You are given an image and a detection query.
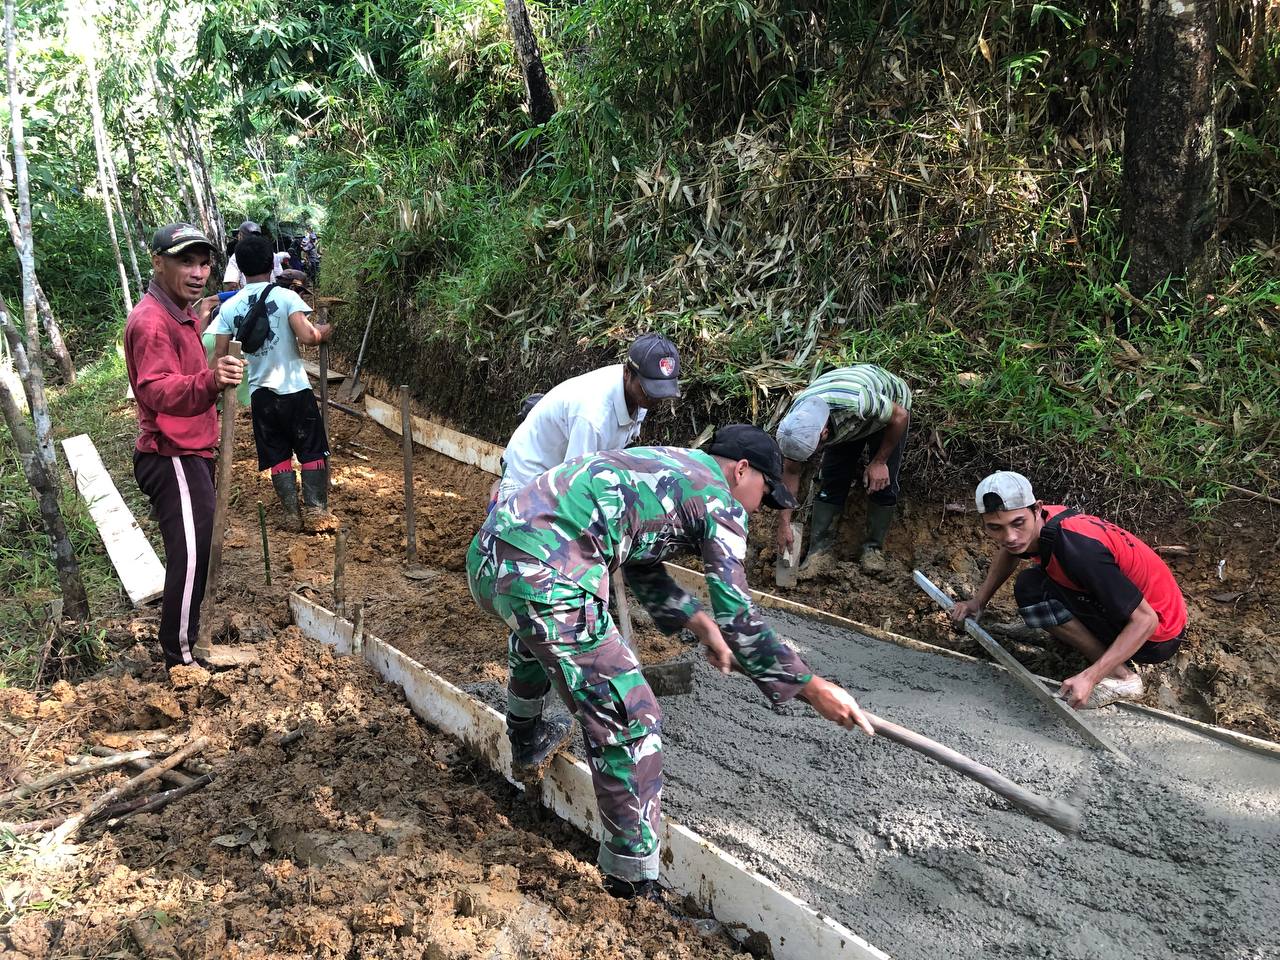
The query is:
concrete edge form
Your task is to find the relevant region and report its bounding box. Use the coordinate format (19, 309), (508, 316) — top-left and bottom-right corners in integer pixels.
(357, 393), (1280, 763)
(364, 393), (505, 476)
(288, 591), (889, 960)
(61, 433), (165, 607)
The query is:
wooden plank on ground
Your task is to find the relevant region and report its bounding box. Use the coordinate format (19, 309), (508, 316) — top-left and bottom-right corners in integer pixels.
(302, 360), (345, 382)
(289, 592), (887, 960)
(913, 570), (1129, 761)
(61, 434), (165, 607)
(364, 393), (505, 476)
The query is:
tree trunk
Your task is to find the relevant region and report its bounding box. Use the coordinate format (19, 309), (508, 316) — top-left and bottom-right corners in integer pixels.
(5, 0), (39, 347)
(1, 155), (74, 383)
(503, 0), (556, 126)
(1121, 0), (1218, 299)
(83, 51), (134, 311)
(0, 293), (54, 469)
(184, 118), (224, 254)
(163, 131), (199, 225)
(100, 121), (144, 294)
(0, 308), (89, 623)
(121, 129), (154, 241)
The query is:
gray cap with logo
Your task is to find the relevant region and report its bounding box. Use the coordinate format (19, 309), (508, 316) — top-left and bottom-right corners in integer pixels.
(975, 471), (1037, 513)
(776, 396), (831, 461)
(627, 333), (681, 399)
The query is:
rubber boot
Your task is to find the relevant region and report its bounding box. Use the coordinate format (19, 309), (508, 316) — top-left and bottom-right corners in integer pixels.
(300, 465), (338, 533)
(860, 502), (896, 573)
(797, 500), (842, 581)
(604, 876), (663, 902)
(271, 471), (302, 533)
(508, 714), (576, 783)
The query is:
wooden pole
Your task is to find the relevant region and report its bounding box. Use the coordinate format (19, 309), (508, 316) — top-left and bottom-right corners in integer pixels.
(912, 570), (1129, 761)
(864, 712), (1081, 834)
(333, 526), (346, 617)
(197, 341), (241, 657)
(351, 603), (365, 655)
(400, 385), (417, 565)
(317, 305), (330, 489)
(257, 500), (271, 586)
(612, 570), (634, 646)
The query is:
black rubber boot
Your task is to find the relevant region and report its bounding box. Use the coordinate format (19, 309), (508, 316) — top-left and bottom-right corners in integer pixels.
(300, 465), (337, 533)
(604, 876), (662, 901)
(797, 500), (842, 581)
(270, 471), (302, 532)
(508, 714), (575, 783)
(860, 502), (895, 573)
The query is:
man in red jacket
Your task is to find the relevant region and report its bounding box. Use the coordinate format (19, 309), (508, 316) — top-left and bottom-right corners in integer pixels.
(124, 224), (244, 671)
(951, 472), (1187, 709)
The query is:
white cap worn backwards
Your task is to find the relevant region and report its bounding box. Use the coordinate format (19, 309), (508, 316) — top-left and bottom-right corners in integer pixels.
(975, 471), (1037, 514)
(776, 396), (830, 461)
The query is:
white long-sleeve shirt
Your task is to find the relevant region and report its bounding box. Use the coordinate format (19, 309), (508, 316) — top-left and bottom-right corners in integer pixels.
(497, 364), (645, 500)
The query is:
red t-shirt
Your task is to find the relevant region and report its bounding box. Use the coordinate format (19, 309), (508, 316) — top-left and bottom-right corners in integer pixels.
(1037, 505), (1187, 642)
(124, 288), (221, 458)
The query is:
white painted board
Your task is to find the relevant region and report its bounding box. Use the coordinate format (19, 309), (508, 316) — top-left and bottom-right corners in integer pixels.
(61, 434), (165, 607)
(364, 393), (505, 476)
(289, 592), (887, 960)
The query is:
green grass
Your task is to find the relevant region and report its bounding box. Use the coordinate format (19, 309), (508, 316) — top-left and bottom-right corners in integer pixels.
(0, 352), (139, 687)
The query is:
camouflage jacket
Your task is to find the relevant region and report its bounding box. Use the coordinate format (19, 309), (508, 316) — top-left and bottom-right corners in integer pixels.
(481, 446), (814, 702)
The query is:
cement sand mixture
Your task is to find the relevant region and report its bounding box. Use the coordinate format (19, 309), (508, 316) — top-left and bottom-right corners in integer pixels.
(474, 608), (1280, 960)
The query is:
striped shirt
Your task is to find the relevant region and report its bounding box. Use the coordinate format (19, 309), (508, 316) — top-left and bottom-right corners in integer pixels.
(794, 365), (912, 444)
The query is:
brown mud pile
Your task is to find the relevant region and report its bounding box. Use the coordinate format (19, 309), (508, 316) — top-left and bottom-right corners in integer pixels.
(0, 625), (744, 959)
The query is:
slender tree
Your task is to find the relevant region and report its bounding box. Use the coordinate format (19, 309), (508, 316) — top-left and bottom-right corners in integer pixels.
(1, 153), (74, 382)
(6, 0), (39, 347)
(503, 0), (556, 126)
(1122, 0), (1219, 298)
(83, 45), (135, 311)
(0, 300), (89, 623)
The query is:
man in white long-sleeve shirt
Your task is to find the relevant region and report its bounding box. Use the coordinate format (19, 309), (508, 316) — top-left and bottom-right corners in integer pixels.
(494, 333), (681, 503)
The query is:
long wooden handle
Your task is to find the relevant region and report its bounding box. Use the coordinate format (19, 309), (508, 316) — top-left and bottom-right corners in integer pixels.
(866, 711), (1082, 834)
(612, 570), (634, 647)
(205, 340), (242, 598)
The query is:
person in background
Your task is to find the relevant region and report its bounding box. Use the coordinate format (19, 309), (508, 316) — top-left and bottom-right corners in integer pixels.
(124, 223), (243, 672)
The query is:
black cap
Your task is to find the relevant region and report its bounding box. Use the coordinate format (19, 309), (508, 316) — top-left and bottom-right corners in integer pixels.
(518, 393), (544, 421)
(704, 424), (798, 509)
(151, 223), (214, 257)
(237, 220), (263, 235)
(626, 333), (681, 400)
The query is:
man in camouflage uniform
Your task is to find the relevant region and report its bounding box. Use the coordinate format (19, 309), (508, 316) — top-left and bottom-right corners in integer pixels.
(467, 425), (876, 899)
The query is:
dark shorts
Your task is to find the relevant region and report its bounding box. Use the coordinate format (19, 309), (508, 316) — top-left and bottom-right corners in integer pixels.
(1014, 566), (1184, 665)
(250, 387), (329, 470)
(815, 423), (910, 508)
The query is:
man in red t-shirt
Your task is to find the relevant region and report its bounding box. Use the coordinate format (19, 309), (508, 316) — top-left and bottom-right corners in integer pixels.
(125, 223), (243, 671)
(951, 472), (1187, 709)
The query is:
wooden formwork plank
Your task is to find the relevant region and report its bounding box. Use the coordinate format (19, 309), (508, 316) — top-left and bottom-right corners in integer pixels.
(364, 394), (504, 476)
(61, 434), (165, 607)
(289, 592), (888, 960)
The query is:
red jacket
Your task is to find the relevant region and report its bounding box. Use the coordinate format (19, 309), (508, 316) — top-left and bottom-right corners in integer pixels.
(124, 285), (220, 458)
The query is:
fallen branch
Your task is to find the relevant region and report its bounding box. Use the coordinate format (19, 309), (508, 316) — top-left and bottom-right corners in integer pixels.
(85, 745), (195, 787)
(0, 749), (151, 803)
(1222, 482), (1280, 508)
(45, 736), (209, 846)
(104, 774), (214, 829)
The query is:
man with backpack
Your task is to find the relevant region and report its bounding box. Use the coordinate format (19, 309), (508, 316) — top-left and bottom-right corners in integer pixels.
(951, 471), (1188, 709)
(209, 233), (336, 532)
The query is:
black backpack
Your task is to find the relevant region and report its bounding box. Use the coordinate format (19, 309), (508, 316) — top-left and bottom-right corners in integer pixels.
(235, 283), (279, 354)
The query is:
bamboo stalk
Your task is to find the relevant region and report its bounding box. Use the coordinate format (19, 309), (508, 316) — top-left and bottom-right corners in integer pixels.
(103, 773), (213, 829)
(333, 526), (346, 617)
(45, 736), (209, 846)
(198, 339), (242, 656)
(85, 746), (195, 788)
(0, 750), (150, 803)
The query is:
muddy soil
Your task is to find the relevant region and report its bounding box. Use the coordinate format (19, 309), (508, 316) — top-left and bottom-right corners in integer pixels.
(0, 625), (746, 959)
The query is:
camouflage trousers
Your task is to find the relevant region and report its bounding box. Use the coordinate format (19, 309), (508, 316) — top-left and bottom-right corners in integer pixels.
(466, 530), (663, 882)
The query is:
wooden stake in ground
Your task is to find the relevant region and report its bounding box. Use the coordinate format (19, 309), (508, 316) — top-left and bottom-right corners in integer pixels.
(196, 340), (242, 658)
(400, 385), (420, 569)
(257, 500), (271, 585)
(912, 570), (1129, 761)
(863, 712), (1082, 834)
(317, 304), (330, 481)
(333, 526), (346, 616)
(45, 736), (209, 846)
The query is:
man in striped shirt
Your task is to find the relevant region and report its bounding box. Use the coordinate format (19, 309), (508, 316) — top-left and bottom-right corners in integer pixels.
(774, 365), (912, 576)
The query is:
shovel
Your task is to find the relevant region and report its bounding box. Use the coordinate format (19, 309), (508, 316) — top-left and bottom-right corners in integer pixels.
(612, 569), (693, 697)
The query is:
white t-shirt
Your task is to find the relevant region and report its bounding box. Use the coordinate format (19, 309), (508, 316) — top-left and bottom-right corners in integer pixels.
(223, 251), (289, 287)
(498, 364), (645, 497)
(210, 282), (313, 396)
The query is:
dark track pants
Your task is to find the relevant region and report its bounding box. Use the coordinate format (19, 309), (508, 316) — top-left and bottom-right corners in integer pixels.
(814, 425), (909, 508)
(134, 452), (215, 668)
